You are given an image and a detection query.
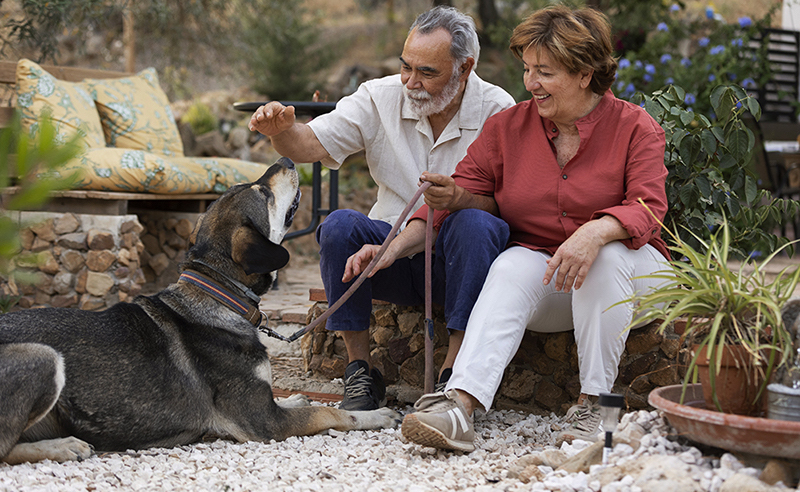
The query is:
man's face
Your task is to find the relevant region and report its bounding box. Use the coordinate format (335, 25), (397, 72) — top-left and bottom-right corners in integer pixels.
(400, 27), (465, 118)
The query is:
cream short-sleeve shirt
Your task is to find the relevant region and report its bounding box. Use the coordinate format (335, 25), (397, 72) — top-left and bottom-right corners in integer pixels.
(307, 72), (515, 225)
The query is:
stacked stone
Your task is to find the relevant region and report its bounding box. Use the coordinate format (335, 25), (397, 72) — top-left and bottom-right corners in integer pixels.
(136, 212), (197, 292)
(303, 300), (687, 412)
(2, 212), (146, 311)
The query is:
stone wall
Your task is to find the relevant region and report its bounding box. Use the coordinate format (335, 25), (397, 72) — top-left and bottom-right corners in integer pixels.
(302, 300), (688, 413)
(0, 210), (199, 310)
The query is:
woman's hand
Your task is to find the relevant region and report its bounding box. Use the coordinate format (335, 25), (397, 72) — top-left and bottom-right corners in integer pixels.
(248, 101), (296, 136)
(543, 216), (629, 292)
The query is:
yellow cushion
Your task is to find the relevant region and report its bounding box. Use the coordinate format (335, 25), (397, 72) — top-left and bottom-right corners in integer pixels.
(166, 157), (269, 193)
(15, 59), (106, 149)
(53, 148), (168, 192)
(51, 149), (267, 194)
(83, 68), (184, 157)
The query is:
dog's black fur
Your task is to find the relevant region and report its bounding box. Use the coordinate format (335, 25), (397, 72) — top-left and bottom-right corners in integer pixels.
(0, 158), (399, 464)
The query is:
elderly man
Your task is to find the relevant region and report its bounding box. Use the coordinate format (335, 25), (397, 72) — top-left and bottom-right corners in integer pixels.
(249, 6), (514, 411)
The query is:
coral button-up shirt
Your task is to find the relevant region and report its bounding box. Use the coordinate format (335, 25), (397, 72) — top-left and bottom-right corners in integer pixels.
(412, 91), (670, 260)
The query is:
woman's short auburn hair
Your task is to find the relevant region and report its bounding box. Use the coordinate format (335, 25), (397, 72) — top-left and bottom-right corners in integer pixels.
(509, 5), (618, 95)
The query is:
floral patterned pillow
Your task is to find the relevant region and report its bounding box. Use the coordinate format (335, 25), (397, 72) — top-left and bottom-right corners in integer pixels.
(53, 149), (268, 194)
(83, 68), (184, 157)
(15, 59), (106, 150)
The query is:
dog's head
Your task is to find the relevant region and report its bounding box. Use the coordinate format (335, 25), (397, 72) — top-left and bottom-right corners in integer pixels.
(185, 157), (300, 292)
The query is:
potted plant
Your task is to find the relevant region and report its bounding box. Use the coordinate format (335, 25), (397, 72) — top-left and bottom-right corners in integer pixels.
(627, 214), (800, 416)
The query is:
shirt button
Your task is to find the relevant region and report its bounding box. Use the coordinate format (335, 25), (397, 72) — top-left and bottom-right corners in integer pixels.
(562, 211), (567, 217)
(551, 127), (557, 132)
(562, 174), (567, 179)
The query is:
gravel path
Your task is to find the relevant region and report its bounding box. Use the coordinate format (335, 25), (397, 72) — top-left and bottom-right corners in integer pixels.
(1, 403), (793, 492)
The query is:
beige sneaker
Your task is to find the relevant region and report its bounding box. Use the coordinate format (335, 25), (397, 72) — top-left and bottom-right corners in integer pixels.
(401, 389), (475, 452)
(556, 399), (603, 445)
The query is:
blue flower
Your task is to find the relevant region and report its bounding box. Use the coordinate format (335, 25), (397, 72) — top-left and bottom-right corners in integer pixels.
(731, 38), (743, 48)
(728, 73), (737, 81)
(644, 74), (653, 82)
(670, 3), (680, 12)
(666, 77), (674, 84)
(709, 45), (725, 55)
(708, 74), (716, 82)
(705, 6), (714, 20)
(645, 63), (656, 74)
(681, 57), (692, 67)
(738, 16), (752, 28)
(619, 58), (631, 69)
(742, 77), (756, 88)
(626, 83), (636, 94)
(657, 22), (669, 32)
(698, 37), (710, 47)
(634, 60), (643, 70)
(660, 53), (672, 64)
(685, 93), (696, 105)
(616, 80), (626, 91)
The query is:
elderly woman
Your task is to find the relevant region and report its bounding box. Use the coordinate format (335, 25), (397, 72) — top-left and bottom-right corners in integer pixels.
(347, 5), (669, 452)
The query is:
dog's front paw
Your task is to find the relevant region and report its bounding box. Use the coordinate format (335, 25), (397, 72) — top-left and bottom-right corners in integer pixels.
(276, 393), (311, 408)
(376, 407), (402, 429)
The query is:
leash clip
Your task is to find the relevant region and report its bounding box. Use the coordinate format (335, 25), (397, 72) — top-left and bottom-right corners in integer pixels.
(257, 311), (292, 342)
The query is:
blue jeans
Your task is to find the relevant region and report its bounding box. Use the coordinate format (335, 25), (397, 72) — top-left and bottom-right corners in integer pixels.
(315, 208), (510, 332)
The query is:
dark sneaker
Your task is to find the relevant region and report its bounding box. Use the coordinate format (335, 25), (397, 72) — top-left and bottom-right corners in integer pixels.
(339, 360), (386, 411)
(435, 368), (452, 393)
(401, 389), (475, 452)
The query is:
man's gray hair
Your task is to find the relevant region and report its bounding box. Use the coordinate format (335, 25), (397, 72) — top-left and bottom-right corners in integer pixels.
(410, 6), (480, 68)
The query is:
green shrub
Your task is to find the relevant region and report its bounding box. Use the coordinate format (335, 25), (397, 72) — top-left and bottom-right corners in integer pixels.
(0, 112), (81, 276)
(238, 0), (334, 101)
(632, 84), (800, 258)
(182, 102), (217, 136)
(614, 3), (777, 118)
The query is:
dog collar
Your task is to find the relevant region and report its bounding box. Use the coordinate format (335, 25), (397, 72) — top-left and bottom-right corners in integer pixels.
(179, 269), (263, 326)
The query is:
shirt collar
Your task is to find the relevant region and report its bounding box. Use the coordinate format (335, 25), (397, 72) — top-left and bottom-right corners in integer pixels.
(544, 90), (614, 141)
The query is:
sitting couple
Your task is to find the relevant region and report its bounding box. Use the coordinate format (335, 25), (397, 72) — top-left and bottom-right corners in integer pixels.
(251, 5), (669, 452)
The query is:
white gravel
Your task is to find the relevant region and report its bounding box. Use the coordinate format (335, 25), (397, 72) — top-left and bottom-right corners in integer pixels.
(0, 405), (794, 492)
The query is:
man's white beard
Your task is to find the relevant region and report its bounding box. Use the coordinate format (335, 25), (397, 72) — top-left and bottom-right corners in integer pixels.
(403, 68), (461, 118)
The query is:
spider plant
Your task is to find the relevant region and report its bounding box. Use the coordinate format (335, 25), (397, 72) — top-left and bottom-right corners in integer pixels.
(626, 211), (800, 411)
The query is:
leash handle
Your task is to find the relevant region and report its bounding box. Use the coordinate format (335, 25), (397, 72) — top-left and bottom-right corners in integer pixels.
(286, 181), (434, 342)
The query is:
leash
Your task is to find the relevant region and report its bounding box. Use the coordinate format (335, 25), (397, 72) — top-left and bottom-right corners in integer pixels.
(183, 182), (438, 392)
(278, 181), (435, 346)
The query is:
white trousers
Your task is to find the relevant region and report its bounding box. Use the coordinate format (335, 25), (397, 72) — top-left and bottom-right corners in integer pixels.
(448, 242), (668, 411)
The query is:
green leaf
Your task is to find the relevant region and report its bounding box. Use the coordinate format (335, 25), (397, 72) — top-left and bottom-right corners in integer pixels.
(701, 129), (717, 155)
(744, 175), (758, 204)
(696, 175), (712, 197)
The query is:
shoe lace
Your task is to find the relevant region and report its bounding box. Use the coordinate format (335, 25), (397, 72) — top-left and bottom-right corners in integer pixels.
(343, 367), (373, 399)
(434, 381), (447, 393)
(568, 401), (601, 433)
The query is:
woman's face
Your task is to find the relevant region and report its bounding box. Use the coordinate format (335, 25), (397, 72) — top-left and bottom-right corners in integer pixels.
(522, 47), (593, 124)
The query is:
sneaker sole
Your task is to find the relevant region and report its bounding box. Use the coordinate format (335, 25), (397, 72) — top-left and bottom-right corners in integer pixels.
(401, 414), (475, 452)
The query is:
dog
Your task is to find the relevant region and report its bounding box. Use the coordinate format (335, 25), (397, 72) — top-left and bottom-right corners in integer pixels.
(0, 157), (400, 465)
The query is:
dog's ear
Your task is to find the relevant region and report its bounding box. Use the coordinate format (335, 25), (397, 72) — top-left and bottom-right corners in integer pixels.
(231, 226), (290, 275)
(189, 214), (205, 246)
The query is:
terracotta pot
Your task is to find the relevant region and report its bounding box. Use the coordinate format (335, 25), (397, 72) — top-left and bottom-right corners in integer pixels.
(693, 344), (772, 416)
